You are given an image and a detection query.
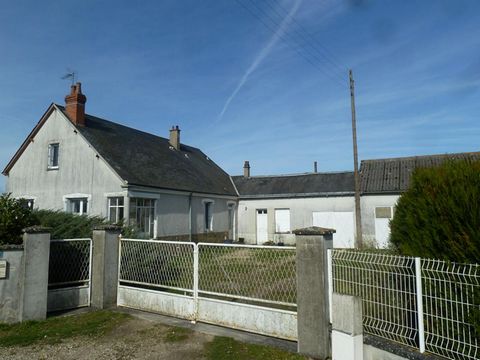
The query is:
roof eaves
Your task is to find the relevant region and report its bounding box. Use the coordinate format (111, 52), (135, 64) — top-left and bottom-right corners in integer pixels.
(2, 103), (57, 176)
(125, 182), (237, 197)
(55, 105), (128, 187)
(239, 191), (355, 199)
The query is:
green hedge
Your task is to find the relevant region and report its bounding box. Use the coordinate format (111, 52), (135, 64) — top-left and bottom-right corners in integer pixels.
(0, 194), (37, 245)
(390, 159), (480, 263)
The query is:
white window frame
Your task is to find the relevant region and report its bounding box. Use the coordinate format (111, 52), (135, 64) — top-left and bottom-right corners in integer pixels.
(129, 197), (157, 238)
(107, 196), (125, 223)
(47, 143), (60, 170)
(202, 199), (215, 231)
(375, 206), (395, 219)
(63, 194), (91, 215)
(227, 201), (236, 239)
(274, 208), (291, 233)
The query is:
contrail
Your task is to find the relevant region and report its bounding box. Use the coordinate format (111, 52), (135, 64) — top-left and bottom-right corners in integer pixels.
(218, 0), (302, 120)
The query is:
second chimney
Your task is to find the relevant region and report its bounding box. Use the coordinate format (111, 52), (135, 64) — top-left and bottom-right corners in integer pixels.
(65, 82), (87, 126)
(169, 125), (181, 150)
(314, 161), (318, 173)
(243, 161), (250, 178)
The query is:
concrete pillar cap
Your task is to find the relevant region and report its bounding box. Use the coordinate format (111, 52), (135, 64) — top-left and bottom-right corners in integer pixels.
(292, 226), (336, 236)
(93, 224), (122, 231)
(23, 226), (51, 234)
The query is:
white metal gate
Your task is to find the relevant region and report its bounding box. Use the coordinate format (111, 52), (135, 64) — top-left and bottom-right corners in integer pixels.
(117, 239), (297, 340)
(47, 238), (92, 312)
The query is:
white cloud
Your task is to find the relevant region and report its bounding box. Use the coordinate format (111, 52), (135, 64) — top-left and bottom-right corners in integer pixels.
(217, 0), (303, 120)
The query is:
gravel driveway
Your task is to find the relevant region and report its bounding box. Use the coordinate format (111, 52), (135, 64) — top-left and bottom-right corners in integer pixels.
(0, 316), (213, 360)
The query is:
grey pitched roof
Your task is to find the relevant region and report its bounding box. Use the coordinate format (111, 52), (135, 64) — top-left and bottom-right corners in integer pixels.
(57, 105), (237, 196)
(232, 172), (354, 199)
(360, 151), (480, 194)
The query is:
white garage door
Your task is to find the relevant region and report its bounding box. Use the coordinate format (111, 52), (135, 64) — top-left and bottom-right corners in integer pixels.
(312, 211), (355, 248)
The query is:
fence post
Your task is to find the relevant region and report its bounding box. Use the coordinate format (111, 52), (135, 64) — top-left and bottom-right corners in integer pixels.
(91, 225), (121, 309)
(193, 243), (199, 322)
(21, 226), (51, 321)
(327, 249), (333, 323)
(331, 294), (363, 360)
(293, 226), (334, 359)
(415, 257), (425, 353)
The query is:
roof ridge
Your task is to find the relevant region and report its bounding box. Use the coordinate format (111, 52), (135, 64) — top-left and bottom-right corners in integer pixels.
(361, 151), (480, 163)
(56, 103), (200, 152)
(232, 170), (354, 179)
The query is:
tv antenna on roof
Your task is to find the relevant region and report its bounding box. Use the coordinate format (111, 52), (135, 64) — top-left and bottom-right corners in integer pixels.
(61, 69), (76, 85)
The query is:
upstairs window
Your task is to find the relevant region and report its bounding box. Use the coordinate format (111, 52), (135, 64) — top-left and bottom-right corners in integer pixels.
(108, 197), (125, 224)
(204, 201), (213, 231)
(48, 143), (59, 169)
(66, 198), (88, 215)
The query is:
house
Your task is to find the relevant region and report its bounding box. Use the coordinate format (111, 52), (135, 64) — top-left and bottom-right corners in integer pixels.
(2, 83), (238, 241)
(234, 151), (480, 248)
(359, 151), (480, 247)
(233, 161), (356, 247)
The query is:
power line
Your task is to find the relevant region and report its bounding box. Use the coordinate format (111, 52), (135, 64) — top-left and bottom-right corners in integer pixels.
(262, 0), (348, 73)
(243, 0), (345, 84)
(234, 0), (346, 87)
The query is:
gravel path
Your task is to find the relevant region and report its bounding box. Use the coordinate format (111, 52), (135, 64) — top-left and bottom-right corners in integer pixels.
(0, 317), (214, 360)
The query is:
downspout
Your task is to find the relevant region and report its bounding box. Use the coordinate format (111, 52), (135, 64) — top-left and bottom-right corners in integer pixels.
(188, 193), (193, 242)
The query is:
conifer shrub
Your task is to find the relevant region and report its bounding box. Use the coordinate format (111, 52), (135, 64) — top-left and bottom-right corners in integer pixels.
(389, 159), (480, 263)
(0, 193), (37, 245)
(33, 209), (106, 239)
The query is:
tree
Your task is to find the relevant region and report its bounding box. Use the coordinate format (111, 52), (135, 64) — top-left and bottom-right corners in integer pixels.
(389, 159), (480, 263)
(0, 193), (37, 245)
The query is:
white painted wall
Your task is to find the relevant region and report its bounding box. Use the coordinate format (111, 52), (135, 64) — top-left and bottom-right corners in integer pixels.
(360, 194), (400, 248)
(237, 196), (355, 245)
(312, 211), (355, 248)
(6, 108), (124, 217)
(5, 107), (237, 239)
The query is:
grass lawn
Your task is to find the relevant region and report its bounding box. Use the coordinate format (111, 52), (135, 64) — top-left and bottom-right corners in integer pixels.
(0, 310), (130, 347)
(0, 311), (307, 360)
(204, 336), (307, 360)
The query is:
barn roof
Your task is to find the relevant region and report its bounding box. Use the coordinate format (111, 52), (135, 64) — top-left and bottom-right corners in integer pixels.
(232, 172), (355, 199)
(360, 151), (480, 194)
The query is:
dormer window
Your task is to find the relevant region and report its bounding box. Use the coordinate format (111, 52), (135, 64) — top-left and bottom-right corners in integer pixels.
(48, 143), (59, 169)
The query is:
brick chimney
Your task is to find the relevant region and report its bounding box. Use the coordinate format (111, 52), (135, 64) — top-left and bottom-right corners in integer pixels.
(169, 125), (181, 150)
(243, 161), (250, 178)
(65, 82), (87, 126)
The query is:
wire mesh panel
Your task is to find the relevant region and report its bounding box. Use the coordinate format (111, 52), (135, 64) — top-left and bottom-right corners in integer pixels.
(48, 239), (91, 288)
(422, 259), (480, 360)
(198, 243), (296, 308)
(332, 250), (419, 348)
(119, 239), (195, 294)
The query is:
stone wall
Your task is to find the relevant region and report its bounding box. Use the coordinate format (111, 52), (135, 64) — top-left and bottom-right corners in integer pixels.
(0, 245), (24, 324)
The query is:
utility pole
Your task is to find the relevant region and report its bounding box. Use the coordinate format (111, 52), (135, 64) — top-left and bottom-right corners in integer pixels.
(350, 69), (363, 248)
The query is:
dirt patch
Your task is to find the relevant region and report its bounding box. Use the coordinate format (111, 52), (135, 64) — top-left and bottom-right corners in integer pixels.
(0, 316), (213, 360)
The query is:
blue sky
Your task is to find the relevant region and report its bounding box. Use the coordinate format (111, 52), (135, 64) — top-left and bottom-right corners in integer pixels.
(1, 0), (479, 192)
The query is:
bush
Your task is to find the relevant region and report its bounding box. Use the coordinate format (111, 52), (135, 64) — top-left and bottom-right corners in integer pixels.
(0, 193), (37, 245)
(390, 159), (480, 263)
(33, 209), (106, 239)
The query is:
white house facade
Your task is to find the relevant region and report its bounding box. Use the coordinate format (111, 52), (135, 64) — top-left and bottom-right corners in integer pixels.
(2, 83), (238, 241)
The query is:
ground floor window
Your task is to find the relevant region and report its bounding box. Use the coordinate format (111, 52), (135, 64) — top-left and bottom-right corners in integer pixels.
(129, 198), (155, 238)
(275, 208), (291, 233)
(19, 198), (35, 210)
(66, 198), (88, 215)
(204, 201), (213, 231)
(108, 197), (125, 223)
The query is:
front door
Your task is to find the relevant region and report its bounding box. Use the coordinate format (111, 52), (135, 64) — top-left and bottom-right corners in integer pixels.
(256, 209), (268, 244)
